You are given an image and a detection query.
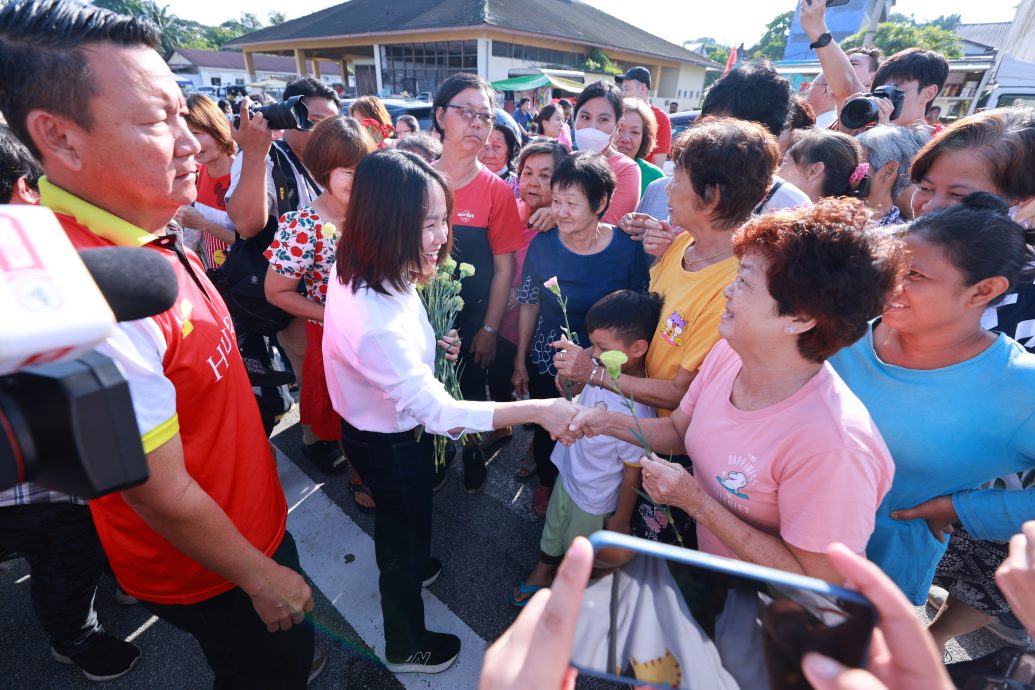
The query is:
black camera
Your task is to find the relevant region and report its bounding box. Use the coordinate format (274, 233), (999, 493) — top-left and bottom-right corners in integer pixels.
(233, 95), (314, 131)
(839, 84), (905, 129)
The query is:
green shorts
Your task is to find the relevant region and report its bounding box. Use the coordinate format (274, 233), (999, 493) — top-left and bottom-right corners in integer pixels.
(540, 481), (608, 558)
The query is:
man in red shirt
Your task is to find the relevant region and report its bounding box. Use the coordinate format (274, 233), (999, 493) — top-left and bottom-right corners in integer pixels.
(0, 1), (322, 686)
(616, 66), (672, 167)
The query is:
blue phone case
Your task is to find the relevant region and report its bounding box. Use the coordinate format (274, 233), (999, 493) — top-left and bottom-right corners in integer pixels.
(573, 530), (878, 689)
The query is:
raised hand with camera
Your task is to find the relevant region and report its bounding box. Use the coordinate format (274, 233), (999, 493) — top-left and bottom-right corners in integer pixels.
(798, 0), (868, 120)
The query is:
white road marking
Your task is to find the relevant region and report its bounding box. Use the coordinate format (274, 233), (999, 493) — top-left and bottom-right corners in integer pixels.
(275, 447), (487, 689)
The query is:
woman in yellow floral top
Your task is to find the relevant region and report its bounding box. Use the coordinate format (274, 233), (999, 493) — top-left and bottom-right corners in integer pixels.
(264, 116), (376, 507)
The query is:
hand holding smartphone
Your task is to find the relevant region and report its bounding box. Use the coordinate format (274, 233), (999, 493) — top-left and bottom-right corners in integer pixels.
(571, 532), (877, 690)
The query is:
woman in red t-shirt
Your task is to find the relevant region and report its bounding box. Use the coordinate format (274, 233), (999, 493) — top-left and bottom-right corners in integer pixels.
(431, 73), (524, 494)
(176, 94), (236, 269)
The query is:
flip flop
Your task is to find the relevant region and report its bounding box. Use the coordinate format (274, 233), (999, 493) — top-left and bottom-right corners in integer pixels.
(510, 581), (548, 608)
(348, 481), (376, 514)
(514, 453), (538, 479)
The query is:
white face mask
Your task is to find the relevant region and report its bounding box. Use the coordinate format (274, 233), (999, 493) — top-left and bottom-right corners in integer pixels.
(574, 126), (613, 154)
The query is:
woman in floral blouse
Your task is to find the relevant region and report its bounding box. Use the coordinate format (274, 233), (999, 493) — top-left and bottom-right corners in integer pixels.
(264, 116), (377, 509)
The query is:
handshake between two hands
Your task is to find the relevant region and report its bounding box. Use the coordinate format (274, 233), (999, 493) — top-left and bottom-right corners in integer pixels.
(538, 398), (606, 447)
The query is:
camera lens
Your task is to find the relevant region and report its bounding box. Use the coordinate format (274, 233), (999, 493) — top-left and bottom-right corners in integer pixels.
(839, 96), (880, 130)
(232, 95), (314, 131)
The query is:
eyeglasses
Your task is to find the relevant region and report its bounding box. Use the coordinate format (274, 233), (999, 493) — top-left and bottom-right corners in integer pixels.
(444, 104), (495, 127)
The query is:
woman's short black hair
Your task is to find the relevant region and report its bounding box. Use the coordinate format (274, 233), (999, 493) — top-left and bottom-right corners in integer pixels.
(907, 192), (1035, 306)
(574, 80), (623, 122)
(584, 290), (664, 345)
(431, 72), (495, 139)
(550, 150), (616, 219)
(336, 150), (454, 295)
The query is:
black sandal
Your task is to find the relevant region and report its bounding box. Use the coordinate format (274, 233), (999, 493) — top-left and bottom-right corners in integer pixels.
(348, 481), (376, 514)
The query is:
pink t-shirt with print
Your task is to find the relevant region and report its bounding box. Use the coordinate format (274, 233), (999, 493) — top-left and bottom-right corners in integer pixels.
(680, 340), (894, 559)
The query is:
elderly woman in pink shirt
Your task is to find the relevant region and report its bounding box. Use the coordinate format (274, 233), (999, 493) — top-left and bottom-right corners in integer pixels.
(571, 199), (900, 584)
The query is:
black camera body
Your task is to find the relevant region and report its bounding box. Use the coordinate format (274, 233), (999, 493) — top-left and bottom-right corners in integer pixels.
(233, 95), (314, 131)
(839, 84), (906, 130)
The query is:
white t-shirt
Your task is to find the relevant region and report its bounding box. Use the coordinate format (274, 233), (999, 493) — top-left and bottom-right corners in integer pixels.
(753, 176), (813, 216)
(551, 383), (656, 514)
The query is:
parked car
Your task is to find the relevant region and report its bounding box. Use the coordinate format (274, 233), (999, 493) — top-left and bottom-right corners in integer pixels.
(339, 96), (435, 131)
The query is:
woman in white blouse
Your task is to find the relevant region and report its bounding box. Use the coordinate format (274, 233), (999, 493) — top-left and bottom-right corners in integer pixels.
(323, 149), (576, 675)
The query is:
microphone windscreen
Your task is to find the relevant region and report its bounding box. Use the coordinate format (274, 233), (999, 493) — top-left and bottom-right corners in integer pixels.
(78, 248), (178, 322)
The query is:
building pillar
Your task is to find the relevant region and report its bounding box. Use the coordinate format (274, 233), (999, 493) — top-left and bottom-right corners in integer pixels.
(312, 58), (322, 79)
(294, 48), (307, 77)
(338, 59), (349, 88)
(243, 50), (256, 81)
(373, 43), (384, 95)
(477, 37), (490, 81)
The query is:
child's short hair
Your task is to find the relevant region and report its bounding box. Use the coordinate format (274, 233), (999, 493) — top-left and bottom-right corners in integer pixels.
(584, 290), (663, 345)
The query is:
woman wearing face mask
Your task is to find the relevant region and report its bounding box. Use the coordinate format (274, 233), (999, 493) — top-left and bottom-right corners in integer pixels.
(572, 80), (640, 225)
(322, 150), (578, 675)
(855, 125), (928, 227)
(431, 73), (524, 494)
(263, 116), (377, 507)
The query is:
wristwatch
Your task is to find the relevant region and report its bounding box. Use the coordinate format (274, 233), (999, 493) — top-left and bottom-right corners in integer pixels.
(481, 324), (499, 335)
(810, 32), (833, 50)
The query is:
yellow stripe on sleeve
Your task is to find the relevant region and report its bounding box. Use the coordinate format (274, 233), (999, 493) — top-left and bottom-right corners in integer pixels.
(141, 414), (180, 454)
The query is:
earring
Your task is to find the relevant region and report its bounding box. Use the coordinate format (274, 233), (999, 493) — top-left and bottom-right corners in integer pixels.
(785, 326), (795, 335)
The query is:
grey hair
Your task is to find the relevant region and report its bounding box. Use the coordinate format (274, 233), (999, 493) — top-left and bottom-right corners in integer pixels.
(394, 131), (442, 163)
(856, 124), (930, 198)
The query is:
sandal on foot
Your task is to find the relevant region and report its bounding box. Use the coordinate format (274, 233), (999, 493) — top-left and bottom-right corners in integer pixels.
(514, 453), (537, 480)
(510, 581), (548, 607)
(348, 481), (376, 514)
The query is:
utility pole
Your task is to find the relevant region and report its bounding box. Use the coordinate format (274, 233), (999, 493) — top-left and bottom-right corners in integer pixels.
(863, 0), (894, 48)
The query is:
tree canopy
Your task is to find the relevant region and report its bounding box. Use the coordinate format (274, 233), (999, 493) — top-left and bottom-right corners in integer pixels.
(90, 0), (271, 54)
(841, 20), (964, 59)
(748, 11), (794, 62)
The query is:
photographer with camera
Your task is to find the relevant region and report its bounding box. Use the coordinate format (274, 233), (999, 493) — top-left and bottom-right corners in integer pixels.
(0, 1), (325, 686)
(798, 0), (948, 133)
(224, 76), (344, 470)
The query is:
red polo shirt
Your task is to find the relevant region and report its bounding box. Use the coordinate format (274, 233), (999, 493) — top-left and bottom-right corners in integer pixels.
(40, 178), (287, 605)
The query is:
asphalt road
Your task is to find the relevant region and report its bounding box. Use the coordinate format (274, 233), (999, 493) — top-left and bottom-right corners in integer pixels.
(0, 407), (1020, 689)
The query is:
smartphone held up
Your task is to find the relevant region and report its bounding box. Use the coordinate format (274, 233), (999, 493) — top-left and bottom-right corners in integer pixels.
(571, 532), (877, 690)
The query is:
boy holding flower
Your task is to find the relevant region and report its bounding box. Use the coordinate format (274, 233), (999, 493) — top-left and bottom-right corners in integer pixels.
(512, 289), (662, 606)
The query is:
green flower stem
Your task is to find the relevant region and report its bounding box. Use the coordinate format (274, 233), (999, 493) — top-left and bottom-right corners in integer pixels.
(610, 370), (684, 547)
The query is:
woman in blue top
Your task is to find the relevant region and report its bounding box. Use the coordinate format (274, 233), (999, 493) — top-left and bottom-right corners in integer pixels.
(513, 151), (650, 516)
(830, 194), (1035, 618)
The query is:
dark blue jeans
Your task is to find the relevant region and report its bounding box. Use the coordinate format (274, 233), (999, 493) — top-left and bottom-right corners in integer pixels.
(0, 502), (105, 656)
(341, 419), (433, 658)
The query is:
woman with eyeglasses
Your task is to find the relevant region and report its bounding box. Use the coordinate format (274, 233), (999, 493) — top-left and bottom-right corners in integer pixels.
(431, 73), (524, 493)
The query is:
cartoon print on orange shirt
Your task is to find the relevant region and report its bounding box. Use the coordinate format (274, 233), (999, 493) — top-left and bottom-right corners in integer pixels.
(660, 309), (687, 347)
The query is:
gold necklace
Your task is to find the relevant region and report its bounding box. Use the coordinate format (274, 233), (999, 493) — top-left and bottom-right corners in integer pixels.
(683, 245), (733, 269)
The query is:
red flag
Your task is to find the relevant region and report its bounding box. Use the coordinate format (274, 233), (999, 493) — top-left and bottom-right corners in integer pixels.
(723, 44), (738, 75)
